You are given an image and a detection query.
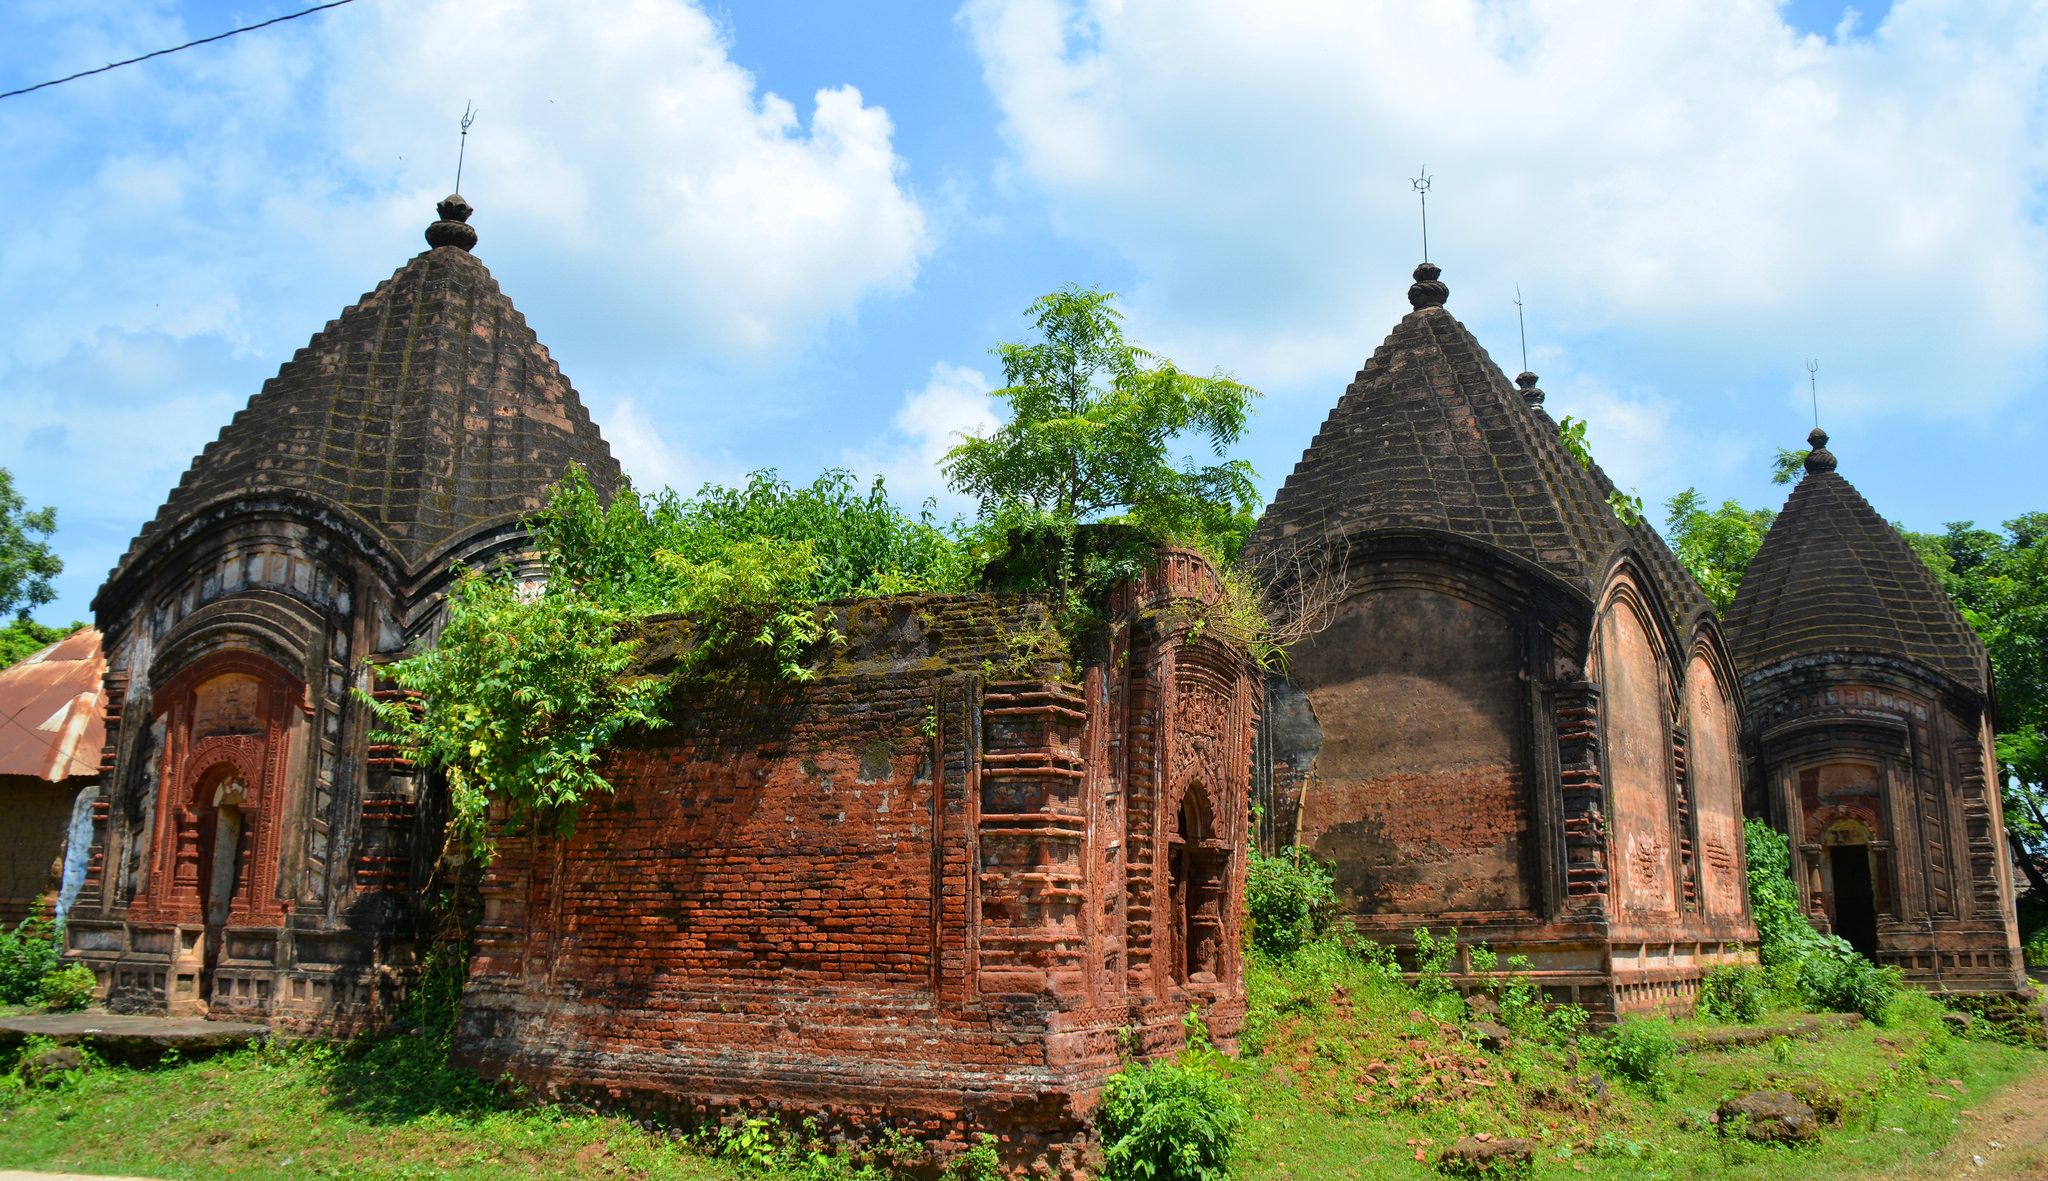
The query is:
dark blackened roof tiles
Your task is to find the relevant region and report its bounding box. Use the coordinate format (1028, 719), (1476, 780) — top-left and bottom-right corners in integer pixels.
(105, 200), (620, 592)
(1725, 433), (1987, 695)
(1247, 267), (1712, 632)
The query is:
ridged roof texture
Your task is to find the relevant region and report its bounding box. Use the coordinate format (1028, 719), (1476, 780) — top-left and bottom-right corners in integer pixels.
(1247, 265), (1711, 632)
(105, 197), (619, 591)
(1725, 432), (1987, 695)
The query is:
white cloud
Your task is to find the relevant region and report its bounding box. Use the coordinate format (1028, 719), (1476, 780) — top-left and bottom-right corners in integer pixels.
(961, 0), (2048, 415)
(594, 396), (740, 495)
(844, 362), (1001, 509)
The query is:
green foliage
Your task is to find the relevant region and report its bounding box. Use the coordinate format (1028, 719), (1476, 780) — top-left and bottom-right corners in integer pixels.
(1554, 416), (1645, 529)
(1743, 819), (1903, 1023)
(1582, 1016), (1680, 1096)
(943, 286), (1261, 606)
(1662, 489), (1776, 610)
(0, 618), (84, 671)
(1695, 964), (1768, 1024)
(372, 467), (971, 861)
(1472, 948), (1589, 1044)
(1771, 447), (1811, 485)
(368, 568), (669, 860)
(0, 466), (61, 623)
(36, 963), (94, 1012)
(1097, 1018), (1245, 1181)
(945, 1134), (1003, 1181)
(0, 915), (62, 1006)
(1245, 845), (1338, 959)
(1411, 926), (1461, 1015)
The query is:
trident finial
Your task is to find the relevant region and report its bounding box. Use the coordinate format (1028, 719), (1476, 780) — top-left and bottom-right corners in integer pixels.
(1411, 166), (1433, 263)
(455, 101), (477, 193)
(1805, 357), (1820, 430)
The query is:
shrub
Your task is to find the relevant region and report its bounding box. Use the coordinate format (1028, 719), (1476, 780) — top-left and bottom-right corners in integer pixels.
(1246, 845), (1338, 958)
(2023, 928), (2048, 970)
(0, 915), (61, 1005)
(1796, 936), (1902, 1023)
(1412, 927), (1461, 1015)
(1741, 819), (1902, 1023)
(1098, 1015), (1244, 1181)
(36, 963), (95, 1012)
(1584, 1016), (1680, 1097)
(1696, 964), (1769, 1024)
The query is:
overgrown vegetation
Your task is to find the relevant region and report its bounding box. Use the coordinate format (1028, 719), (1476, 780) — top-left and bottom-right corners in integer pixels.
(1097, 1012), (1245, 1181)
(1744, 819), (1904, 1023)
(0, 915), (85, 1011)
(1245, 845), (1339, 959)
(368, 469), (976, 859)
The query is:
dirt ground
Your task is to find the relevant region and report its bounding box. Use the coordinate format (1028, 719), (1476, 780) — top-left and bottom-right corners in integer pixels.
(1918, 1063), (2048, 1180)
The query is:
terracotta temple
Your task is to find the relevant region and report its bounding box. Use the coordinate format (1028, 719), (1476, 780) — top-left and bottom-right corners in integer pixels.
(65, 197), (621, 1028)
(1245, 263), (1757, 1017)
(1725, 431), (2026, 992)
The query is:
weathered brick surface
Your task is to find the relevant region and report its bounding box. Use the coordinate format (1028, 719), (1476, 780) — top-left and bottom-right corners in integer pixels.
(457, 559), (1259, 1174)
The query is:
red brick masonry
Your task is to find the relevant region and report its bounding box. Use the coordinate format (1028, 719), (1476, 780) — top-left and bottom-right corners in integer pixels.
(454, 553), (1259, 1174)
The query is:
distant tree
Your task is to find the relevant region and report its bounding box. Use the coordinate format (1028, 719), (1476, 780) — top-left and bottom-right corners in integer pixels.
(1663, 489), (1775, 611)
(0, 467), (60, 623)
(1771, 448), (1810, 485)
(942, 285), (1260, 599)
(1906, 517), (2048, 899)
(0, 468), (69, 671)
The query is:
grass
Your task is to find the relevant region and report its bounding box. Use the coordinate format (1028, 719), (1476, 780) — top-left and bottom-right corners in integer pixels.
(1, 953), (2043, 1180)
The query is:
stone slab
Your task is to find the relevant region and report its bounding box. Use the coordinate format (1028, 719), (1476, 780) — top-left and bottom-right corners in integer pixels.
(0, 1010), (266, 1065)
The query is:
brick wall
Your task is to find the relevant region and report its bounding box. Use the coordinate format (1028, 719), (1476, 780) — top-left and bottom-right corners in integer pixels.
(456, 560), (1260, 1176)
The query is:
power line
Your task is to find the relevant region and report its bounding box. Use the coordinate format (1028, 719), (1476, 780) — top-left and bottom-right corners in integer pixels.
(0, 0), (361, 103)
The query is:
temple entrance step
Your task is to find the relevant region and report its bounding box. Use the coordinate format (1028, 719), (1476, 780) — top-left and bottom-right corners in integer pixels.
(0, 1010), (267, 1065)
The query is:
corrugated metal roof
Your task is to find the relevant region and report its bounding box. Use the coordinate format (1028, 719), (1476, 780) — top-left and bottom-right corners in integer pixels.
(0, 628), (105, 782)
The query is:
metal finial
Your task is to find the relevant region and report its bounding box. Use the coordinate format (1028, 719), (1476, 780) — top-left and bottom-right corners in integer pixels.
(1515, 284), (1528, 373)
(1411, 166), (1432, 263)
(1805, 357), (1820, 430)
(455, 101), (477, 193)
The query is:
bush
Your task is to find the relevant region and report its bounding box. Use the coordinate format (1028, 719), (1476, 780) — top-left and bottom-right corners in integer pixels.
(0, 915), (61, 1005)
(1584, 1016), (1680, 1097)
(36, 963), (94, 1012)
(1246, 845), (1338, 959)
(1742, 819), (1902, 1023)
(1796, 936), (1902, 1022)
(1696, 964), (1769, 1024)
(2023, 928), (2048, 970)
(1098, 1016), (1244, 1181)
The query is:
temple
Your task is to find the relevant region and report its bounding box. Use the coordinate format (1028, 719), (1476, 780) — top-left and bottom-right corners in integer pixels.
(65, 197), (622, 1028)
(1245, 263), (1757, 1016)
(1725, 431), (2026, 992)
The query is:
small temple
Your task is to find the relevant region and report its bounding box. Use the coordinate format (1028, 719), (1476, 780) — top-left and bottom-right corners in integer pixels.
(1726, 431), (2026, 992)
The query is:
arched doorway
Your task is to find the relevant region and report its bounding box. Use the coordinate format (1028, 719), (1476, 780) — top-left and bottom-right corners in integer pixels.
(1821, 819), (1879, 959)
(196, 768), (251, 1002)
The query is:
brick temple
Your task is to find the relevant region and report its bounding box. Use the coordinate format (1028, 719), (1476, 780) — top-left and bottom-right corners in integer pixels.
(1245, 263), (1755, 1017)
(66, 197), (621, 1028)
(1726, 432), (2026, 991)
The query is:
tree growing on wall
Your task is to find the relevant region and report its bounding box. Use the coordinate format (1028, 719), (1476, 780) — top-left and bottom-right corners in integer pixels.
(942, 285), (1261, 603)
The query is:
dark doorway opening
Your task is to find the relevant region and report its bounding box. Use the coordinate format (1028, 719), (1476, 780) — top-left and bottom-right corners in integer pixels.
(1828, 844), (1879, 959)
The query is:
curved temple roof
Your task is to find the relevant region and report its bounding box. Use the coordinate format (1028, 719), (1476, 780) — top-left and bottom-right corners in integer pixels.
(101, 197), (620, 601)
(1248, 264), (1710, 632)
(1725, 431), (1988, 695)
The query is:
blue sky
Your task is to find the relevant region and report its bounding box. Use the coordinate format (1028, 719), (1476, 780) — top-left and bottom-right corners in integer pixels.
(2, 0), (2043, 625)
